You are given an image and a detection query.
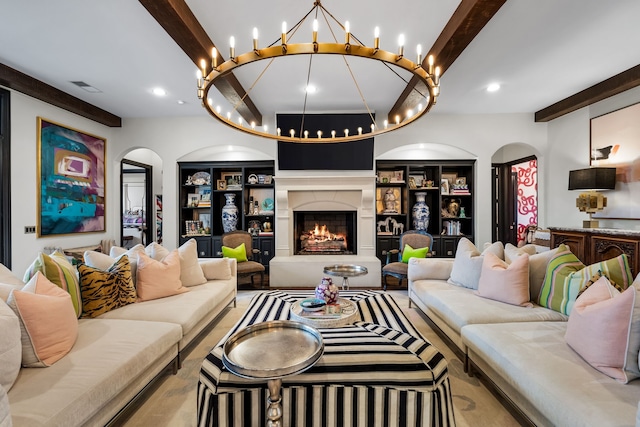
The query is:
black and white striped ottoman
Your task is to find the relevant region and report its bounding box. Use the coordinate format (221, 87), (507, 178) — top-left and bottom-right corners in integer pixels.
(198, 291), (455, 426)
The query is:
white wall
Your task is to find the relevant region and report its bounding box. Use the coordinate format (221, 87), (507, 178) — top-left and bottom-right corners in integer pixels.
(8, 89), (115, 274)
(546, 86), (640, 230)
(9, 83), (640, 275)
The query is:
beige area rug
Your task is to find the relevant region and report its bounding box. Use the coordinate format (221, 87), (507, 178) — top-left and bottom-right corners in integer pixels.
(122, 290), (521, 427)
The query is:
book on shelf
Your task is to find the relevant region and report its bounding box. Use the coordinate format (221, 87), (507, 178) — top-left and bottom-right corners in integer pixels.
(258, 231), (274, 236)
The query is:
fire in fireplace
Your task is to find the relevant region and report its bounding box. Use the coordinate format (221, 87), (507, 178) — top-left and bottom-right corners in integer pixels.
(294, 211), (356, 255)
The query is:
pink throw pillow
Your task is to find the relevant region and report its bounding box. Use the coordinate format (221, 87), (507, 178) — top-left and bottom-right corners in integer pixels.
(136, 250), (189, 302)
(565, 276), (640, 383)
(6, 272), (78, 367)
(476, 251), (532, 307)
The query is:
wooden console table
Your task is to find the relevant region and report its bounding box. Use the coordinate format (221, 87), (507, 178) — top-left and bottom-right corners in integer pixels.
(549, 227), (640, 276)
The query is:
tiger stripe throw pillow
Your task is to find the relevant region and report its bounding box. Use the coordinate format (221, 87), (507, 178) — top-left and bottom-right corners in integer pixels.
(77, 255), (137, 318)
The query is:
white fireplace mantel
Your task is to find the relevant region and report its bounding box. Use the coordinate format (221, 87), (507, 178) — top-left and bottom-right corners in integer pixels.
(269, 175), (381, 287)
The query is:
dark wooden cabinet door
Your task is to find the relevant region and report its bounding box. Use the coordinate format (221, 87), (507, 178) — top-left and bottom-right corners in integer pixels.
(590, 236), (640, 276)
(551, 232), (587, 263)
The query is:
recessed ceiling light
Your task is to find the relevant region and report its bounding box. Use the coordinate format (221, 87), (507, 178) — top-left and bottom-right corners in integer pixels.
(152, 87), (166, 96)
(305, 84), (317, 94)
(487, 83), (500, 92)
(177, 100), (185, 105)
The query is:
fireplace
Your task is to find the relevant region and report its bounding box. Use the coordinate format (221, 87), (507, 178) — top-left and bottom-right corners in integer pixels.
(269, 175), (381, 288)
(294, 211), (356, 255)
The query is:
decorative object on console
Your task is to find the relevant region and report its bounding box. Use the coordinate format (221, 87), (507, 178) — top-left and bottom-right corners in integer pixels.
(412, 192), (430, 231)
(195, 1), (441, 144)
(568, 167), (616, 228)
(315, 277), (339, 304)
(221, 193), (238, 232)
(247, 174), (258, 184)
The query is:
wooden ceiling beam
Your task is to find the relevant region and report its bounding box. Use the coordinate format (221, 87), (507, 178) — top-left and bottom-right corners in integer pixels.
(0, 63), (122, 127)
(535, 64), (640, 122)
(388, 0), (507, 123)
(139, 0), (262, 126)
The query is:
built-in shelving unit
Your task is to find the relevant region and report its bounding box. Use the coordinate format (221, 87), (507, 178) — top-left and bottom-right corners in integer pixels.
(178, 161), (275, 270)
(375, 160), (475, 262)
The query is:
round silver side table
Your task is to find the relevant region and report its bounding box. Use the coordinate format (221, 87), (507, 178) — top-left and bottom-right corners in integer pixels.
(323, 264), (368, 290)
(222, 320), (324, 427)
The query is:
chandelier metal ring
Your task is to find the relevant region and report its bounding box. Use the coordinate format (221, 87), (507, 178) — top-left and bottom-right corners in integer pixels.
(197, 4), (441, 143)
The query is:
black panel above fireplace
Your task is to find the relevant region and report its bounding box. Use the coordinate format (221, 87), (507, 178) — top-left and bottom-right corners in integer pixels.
(294, 211), (357, 255)
(277, 113), (374, 170)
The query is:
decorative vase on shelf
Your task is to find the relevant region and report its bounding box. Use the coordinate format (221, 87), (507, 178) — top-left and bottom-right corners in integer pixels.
(315, 277), (339, 304)
(221, 193), (238, 233)
(412, 192), (430, 231)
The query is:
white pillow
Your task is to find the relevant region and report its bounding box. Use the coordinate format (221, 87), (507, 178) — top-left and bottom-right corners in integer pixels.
(505, 244), (561, 301)
(504, 243), (537, 263)
(199, 258), (232, 280)
(0, 263), (24, 301)
(88, 244), (144, 285)
(145, 241), (170, 261)
(448, 238), (504, 290)
(177, 239), (207, 286)
(0, 299), (21, 392)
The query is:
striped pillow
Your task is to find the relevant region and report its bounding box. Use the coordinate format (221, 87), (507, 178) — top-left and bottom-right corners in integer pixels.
(538, 244), (633, 315)
(23, 251), (82, 318)
(77, 256), (137, 318)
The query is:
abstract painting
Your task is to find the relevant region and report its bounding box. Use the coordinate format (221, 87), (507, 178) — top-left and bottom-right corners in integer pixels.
(37, 118), (106, 236)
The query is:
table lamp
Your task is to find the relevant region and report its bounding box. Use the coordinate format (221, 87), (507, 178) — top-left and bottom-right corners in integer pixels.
(568, 167), (616, 228)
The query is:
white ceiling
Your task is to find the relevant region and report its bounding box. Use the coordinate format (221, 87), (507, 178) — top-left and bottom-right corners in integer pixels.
(1, 0), (639, 129)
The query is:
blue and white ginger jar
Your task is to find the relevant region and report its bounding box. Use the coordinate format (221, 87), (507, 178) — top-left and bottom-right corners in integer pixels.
(221, 193), (238, 232)
(412, 192), (430, 231)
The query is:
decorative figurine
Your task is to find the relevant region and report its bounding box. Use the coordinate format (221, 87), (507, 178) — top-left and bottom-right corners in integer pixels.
(315, 277), (339, 304)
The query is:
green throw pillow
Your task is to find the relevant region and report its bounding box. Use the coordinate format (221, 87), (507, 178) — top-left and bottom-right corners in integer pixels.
(222, 243), (248, 262)
(402, 244), (429, 263)
(24, 251), (83, 318)
(538, 244), (633, 315)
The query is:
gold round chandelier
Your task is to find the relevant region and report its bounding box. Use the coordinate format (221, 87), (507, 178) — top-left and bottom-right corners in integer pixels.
(196, 1), (441, 143)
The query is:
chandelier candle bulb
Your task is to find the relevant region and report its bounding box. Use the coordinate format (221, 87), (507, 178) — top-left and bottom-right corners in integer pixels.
(251, 121), (256, 130)
(371, 124), (375, 132)
(252, 27), (259, 51)
(428, 55), (434, 75)
(416, 44), (422, 64)
(212, 47), (218, 69)
(344, 21), (350, 44)
(290, 129), (295, 137)
(344, 129), (349, 137)
(196, 69), (203, 89)
(434, 66), (441, 86)
(229, 36), (236, 60)
(357, 127), (362, 135)
(312, 19), (318, 43)
(384, 119), (388, 129)
(281, 22), (287, 44)
(317, 130), (322, 138)
(227, 112), (231, 120)
(374, 26), (380, 50)
(398, 34), (405, 58)
(304, 130), (309, 138)
(263, 125), (268, 133)
(277, 128), (281, 136)
(395, 115), (400, 125)
(200, 59), (207, 81)
(331, 130), (336, 138)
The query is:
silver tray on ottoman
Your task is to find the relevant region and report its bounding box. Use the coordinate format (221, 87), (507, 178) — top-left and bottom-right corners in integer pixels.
(290, 298), (358, 328)
(222, 320), (324, 380)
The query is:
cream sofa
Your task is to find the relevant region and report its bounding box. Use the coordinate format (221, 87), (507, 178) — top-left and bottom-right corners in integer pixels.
(0, 256), (237, 427)
(407, 251), (640, 426)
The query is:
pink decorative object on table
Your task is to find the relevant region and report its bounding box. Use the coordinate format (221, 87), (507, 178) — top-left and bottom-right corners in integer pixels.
(315, 277), (339, 304)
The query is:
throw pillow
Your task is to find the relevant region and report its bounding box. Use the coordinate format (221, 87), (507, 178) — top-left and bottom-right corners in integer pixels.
(0, 263), (24, 301)
(222, 243), (248, 263)
(576, 270), (625, 300)
(77, 255), (137, 318)
(448, 238), (505, 290)
(476, 252), (532, 307)
(145, 241), (170, 261)
(401, 244), (429, 263)
(136, 250), (189, 302)
(538, 245), (633, 315)
(177, 239), (207, 287)
(199, 258), (232, 280)
(6, 272), (78, 367)
(565, 276), (640, 383)
(89, 244), (145, 286)
(0, 299), (21, 391)
(505, 244), (561, 301)
(504, 243), (537, 264)
(23, 251), (82, 317)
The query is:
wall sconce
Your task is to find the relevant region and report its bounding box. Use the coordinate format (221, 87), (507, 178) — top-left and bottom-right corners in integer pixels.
(568, 167), (616, 228)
